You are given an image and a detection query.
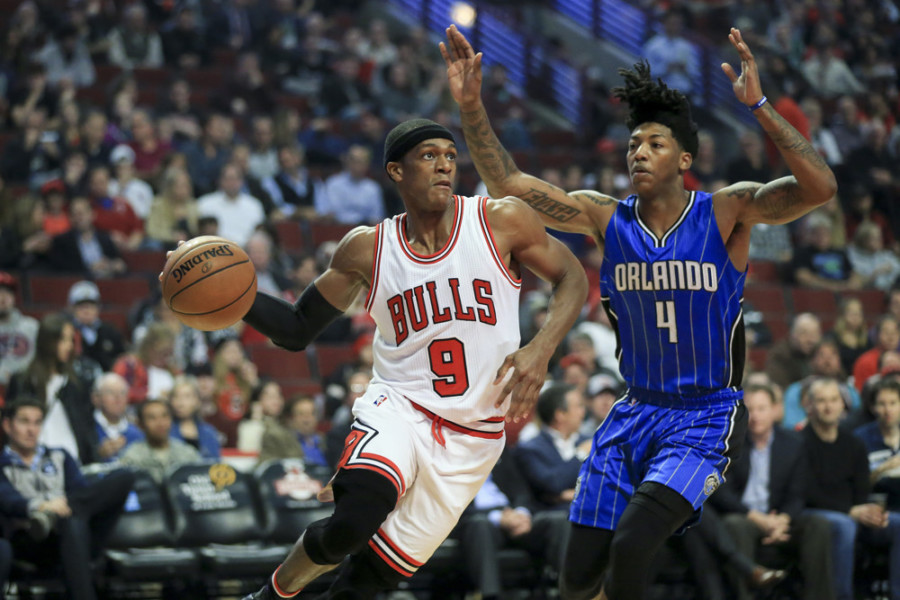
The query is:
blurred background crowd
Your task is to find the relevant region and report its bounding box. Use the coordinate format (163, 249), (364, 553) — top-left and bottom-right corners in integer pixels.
(0, 0), (898, 598)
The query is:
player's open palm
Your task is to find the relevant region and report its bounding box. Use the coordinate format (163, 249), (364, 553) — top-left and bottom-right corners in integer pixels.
(495, 344), (549, 422)
(440, 24), (483, 109)
(721, 27), (763, 107)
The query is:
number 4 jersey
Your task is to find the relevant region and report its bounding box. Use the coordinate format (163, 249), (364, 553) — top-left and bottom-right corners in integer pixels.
(365, 195), (522, 425)
(600, 191), (747, 396)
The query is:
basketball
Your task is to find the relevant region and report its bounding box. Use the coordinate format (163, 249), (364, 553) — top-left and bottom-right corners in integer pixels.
(161, 236), (257, 331)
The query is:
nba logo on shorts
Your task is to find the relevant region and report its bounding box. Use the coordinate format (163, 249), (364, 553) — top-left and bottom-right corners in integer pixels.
(373, 394), (387, 407)
(703, 473), (720, 496)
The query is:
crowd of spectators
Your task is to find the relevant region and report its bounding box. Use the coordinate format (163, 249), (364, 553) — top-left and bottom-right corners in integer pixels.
(0, 0), (896, 598)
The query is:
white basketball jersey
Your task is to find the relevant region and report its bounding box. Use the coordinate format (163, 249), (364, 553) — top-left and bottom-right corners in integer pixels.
(365, 195), (522, 426)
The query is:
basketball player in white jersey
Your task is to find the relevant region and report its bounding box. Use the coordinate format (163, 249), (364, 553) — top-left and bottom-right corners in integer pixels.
(239, 119), (588, 599)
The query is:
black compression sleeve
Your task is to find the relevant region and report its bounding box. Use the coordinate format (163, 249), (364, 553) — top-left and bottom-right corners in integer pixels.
(242, 284), (343, 351)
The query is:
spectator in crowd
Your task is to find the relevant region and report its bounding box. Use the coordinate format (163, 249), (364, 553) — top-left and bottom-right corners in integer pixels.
(375, 62), (441, 123)
(321, 145), (384, 225)
(145, 168), (197, 248)
(558, 354), (592, 398)
(119, 398), (202, 483)
(223, 51), (276, 118)
(801, 31), (865, 99)
(782, 338), (861, 429)
(580, 374), (623, 437)
(261, 144), (327, 221)
(260, 394), (328, 467)
(237, 379), (285, 454)
(207, 337), (258, 448)
(36, 22), (95, 88)
(318, 53), (372, 119)
(844, 122), (899, 217)
(848, 222), (900, 292)
(168, 375), (221, 461)
(0, 272), (38, 386)
(1, 107), (61, 187)
(765, 312), (822, 390)
(207, 0), (263, 51)
(41, 178), (71, 236)
(228, 143), (279, 217)
(248, 116), (279, 181)
(726, 130), (772, 184)
(833, 297), (872, 376)
(6, 313), (97, 465)
(158, 78), (202, 146)
(802, 377), (900, 600)
(844, 184), (895, 253)
(854, 316), (900, 394)
(454, 447), (569, 600)
(196, 163), (266, 247)
(641, 11), (696, 96)
(324, 368), (372, 469)
(710, 383), (834, 600)
(66, 280), (124, 372)
(183, 112), (233, 196)
(186, 362), (218, 420)
(802, 97), (842, 166)
(245, 230), (291, 296)
(106, 144), (153, 224)
(7, 64), (57, 131)
(855, 379), (900, 511)
(0, 397), (133, 600)
(92, 372), (142, 463)
(160, 6), (209, 70)
(829, 96), (866, 155)
(131, 293), (208, 373)
(126, 109), (171, 183)
(570, 300), (619, 376)
(516, 384), (590, 511)
(112, 322), (176, 405)
(687, 130), (724, 190)
(107, 4), (163, 69)
(85, 166), (144, 251)
(791, 212), (861, 291)
(78, 109), (113, 169)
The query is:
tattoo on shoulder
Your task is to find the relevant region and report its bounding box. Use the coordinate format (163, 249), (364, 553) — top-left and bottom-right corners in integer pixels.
(575, 192), (616, 207)
(521, 188), (580, 222)
(724, 184), (763, 202)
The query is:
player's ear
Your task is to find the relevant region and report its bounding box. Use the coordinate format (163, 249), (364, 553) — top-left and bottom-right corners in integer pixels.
(679, 151), (693, 173)
(386, 161), (402, 183)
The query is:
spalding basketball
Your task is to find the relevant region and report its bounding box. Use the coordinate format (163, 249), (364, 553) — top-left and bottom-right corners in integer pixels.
(161, 236), (257, 331)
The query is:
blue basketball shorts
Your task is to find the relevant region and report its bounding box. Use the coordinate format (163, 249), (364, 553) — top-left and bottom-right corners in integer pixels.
(569, 387), (746, 530)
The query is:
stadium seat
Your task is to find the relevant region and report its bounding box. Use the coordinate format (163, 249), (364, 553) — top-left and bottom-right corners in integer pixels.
(534, 129), (577, 148)
(274, 220), (306, 254)
(122, 250), (167, 274)
(748, 347), (768, 372)
(310, 223), (354, 249)
(842, 289), (887, 315)
(254, 459), (334, 545)
(766, 315), (790, 342)
(748, 260), (781, 283)
(28, 274), (82, 306)
(790, 288), (838, 316)
(314, 343), (356, 379)
(100, 308), (131, 338)
(249, 345), (312, 380)
(280, 381), (323, 399)
(97, 278), (153, 309)
(743, 285), (788, 315)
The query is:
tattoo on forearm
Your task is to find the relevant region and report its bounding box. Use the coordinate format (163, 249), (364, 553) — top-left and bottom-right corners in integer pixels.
(460, 107), (516, 185)
(521, 188), (581, 222)
(760, 104), (829, 172)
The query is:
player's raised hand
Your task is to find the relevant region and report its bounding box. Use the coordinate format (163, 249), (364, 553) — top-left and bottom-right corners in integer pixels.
(440, 24), (483, 110)
(494, 344), (550, 422)
(721, 27), (764, 107)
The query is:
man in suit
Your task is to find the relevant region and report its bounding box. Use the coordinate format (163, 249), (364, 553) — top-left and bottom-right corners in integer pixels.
(710, 383), (834, 600)
(48, 197), (126, 277)
(454, 446), (570, 600)
(516, 384), (590, 511)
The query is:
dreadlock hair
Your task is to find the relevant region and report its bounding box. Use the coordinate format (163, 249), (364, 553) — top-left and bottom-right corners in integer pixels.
(612, 60), (699, 157)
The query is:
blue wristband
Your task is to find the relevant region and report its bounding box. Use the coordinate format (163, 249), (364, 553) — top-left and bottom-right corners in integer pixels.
(749, 96), (768, 111)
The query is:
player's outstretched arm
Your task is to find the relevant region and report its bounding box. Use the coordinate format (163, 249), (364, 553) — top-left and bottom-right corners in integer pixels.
(718, 28), (837, 226)
(486, 197), (588, 421)
(242, 227), (374, 351)
(441, 25), (615, 239)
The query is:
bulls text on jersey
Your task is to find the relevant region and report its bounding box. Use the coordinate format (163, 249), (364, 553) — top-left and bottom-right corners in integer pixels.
(387, 278), (497, 345)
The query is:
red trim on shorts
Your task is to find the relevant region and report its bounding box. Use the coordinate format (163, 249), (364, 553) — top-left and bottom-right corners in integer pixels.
(271, 564), (300, 598)
(367, 539), (415, 577)
(376, 528), (424, 567)
(359, 452), (407, 494)
(407, 399), (504, 439)
(342, 464), (403, 497)
(481, 416), (506, 423)
(364, 223), (383, 311)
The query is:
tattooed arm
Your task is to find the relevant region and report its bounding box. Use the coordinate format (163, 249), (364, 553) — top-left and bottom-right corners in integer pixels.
(716, 28), (837, 227)
(441, 25), (615, 239)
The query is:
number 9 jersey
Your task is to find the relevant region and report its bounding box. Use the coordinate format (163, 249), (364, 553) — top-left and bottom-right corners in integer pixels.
(364, 195), (522, 425)
(599, 191), (747, 396)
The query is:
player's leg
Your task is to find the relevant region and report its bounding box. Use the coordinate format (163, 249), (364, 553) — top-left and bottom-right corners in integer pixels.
(560, 523), (614, 600)
(314, 545), (407, 600)
(246, 468), (399, 599)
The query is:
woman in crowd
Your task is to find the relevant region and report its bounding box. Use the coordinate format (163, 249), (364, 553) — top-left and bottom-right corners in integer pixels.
(237, 379), (286, 453)
(833, 297), (872, 375)
(207, 337), (259, 447)
(145, 168), (197, 248)
(169, 374), (222, 460)
(112, 321), (176, 404)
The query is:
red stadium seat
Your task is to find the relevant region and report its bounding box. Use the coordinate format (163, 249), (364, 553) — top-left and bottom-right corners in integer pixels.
(28, 274), (82, 306)
(100, 308), (131, 338)
(310, 223), (354, 249)
(790, 288), (838, 316)
(743, 285), (788, 316)
(765, 315), (790, 342)
(314, 344), (356, 379)
(280, 381), (323, 399)
(96, 278), (153, 309)
(273, 221), (306, 254)
(840, 289), (886, 315)
(748, 261), (781, 283)
(249, 345), (312, 380)
(748, 347), (768, 372)
(122, 250), (167, 274)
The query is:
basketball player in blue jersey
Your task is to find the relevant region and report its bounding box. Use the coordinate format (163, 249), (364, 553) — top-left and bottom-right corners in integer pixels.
(443, 26), (838, 600)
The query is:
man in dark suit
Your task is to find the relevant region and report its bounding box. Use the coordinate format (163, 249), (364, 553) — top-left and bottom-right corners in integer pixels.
(48, 197), (125, 277)
(710, 383), (834, 600)
(453, 446), (569, 600)
(516, 384), (590, 511)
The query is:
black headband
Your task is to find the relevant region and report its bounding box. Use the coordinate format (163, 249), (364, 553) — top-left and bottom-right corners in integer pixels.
(383, 119), (455, 170)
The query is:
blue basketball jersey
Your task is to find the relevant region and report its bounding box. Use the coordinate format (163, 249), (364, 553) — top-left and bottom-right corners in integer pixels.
(600, 191), (747, 395)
